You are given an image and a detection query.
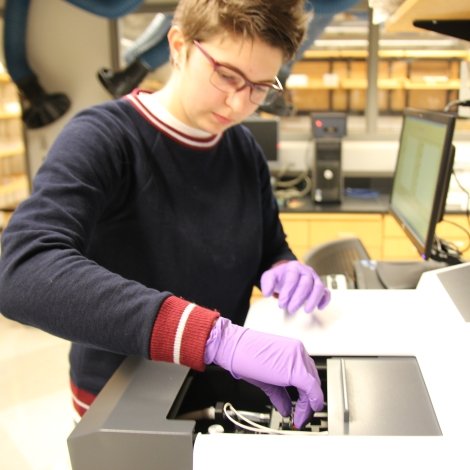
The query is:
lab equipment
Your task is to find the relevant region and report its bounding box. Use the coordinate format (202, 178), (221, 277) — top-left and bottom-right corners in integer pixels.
(68, 263), (470, 470)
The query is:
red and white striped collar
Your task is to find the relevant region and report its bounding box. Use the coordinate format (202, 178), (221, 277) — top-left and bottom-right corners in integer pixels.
(125, 89), (222, 149)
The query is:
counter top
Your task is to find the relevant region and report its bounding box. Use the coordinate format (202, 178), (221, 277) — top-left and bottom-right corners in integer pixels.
(279, 193), (390, 214)
(279, 193), (466, 215)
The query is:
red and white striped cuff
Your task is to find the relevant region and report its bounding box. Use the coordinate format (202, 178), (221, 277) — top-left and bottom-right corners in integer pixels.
(70, 380), (97, 417)
(149, 296), (220, 371)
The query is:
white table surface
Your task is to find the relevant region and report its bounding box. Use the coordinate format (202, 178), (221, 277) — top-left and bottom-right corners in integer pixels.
(194, 264), (470, 470)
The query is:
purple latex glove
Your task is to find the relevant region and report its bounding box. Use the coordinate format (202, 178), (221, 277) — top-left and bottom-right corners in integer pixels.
(205, 317), (324, 429)
(261, 260), (330, 314)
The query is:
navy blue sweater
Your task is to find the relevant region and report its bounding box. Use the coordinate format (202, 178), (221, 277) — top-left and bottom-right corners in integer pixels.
(0, 91), (294, 412)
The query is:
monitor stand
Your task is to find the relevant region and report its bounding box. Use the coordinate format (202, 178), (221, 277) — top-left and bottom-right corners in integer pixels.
(375, 259), (448, 289)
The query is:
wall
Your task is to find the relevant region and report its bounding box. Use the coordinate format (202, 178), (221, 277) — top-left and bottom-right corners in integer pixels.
(278, 133), (470, 211)
(21, 0), (116, 181)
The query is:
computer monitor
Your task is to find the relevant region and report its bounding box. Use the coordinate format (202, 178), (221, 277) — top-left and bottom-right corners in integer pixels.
(389, 108), (457, 263)
(242, 116), (279, 163)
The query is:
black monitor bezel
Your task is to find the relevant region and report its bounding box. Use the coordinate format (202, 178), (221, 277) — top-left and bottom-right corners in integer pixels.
(242, 116), (279, 163)
(389, 108), (456, 261)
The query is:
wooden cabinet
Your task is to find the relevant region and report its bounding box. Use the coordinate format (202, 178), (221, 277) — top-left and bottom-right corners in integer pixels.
(281, 212), (382, 261)
(281, 211), (469, 263)
(383, 214), (470, 260)
(251, 210), (467, 302)
(382, 214), (421, 261)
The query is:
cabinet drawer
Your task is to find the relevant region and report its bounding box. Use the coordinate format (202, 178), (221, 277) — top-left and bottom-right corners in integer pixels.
(382, 239), (421, 260)
(383, 214), (405, 237)
(281, 212), (383, 261)
(308, 214), (382, 247)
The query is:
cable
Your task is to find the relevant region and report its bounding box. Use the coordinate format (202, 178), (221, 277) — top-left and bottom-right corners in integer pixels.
(438, 219), (470, 254)
(222, 402), (327, 435)
(439, 169), (470, 254)
(272, 137), (314, 202)
(444, 99), (470, 113)
(451, 169), (470, 224)
(274, 174), (312, 201)
(274, 170), (308, 188)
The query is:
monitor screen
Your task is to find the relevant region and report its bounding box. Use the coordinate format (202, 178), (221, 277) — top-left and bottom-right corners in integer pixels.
(389, 108), (456, 261)
(242, 117), (279, 162)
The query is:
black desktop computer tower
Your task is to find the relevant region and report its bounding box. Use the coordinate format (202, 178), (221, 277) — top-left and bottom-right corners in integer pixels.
(313, 139), (343, 203)
(311, 113), (346, 204)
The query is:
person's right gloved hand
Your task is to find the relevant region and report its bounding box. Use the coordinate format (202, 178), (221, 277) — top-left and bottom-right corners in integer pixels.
(261, 260), (330, 314)
(204, 317), (324, 429)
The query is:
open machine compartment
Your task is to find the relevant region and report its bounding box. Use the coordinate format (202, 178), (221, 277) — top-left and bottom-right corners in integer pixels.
(173, 356), (441, 437)
(68, 355), (441, 470)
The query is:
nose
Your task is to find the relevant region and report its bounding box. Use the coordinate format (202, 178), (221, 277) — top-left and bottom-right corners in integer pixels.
(225, 85), (254, 112)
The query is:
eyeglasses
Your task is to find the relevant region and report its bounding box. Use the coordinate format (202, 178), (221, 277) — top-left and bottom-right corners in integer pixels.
(193, 40), (283, 106)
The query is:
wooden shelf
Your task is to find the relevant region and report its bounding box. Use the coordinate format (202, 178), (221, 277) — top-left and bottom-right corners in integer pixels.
(341, 78), (368, 90)
(0, 73), (12, 84)
(0, 174), (29, 210)
(288, 79), (458, 92)
(0, 72), (28, 210)
(0, 143), (24, 159)
(303, 49), (470, 60)
(291, 44), (464, 113)
(0, 111), (21, 120)
(403, 79), (461, 90)
(378, 78), (404, 90)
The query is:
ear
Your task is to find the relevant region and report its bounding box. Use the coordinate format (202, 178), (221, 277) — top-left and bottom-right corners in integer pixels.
(167, 25), (187, 66)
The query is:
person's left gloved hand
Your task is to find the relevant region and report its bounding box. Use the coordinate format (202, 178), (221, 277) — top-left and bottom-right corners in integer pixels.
(261, 260), (330, 314)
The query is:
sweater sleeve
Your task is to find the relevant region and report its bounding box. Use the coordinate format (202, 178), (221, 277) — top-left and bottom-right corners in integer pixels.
(150, 296), (220, 371)
(0, 105), (217, 370)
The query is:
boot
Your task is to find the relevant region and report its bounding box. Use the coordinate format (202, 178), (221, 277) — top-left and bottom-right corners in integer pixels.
(16, 74), (71, 129)
(97, 59), (151, 98)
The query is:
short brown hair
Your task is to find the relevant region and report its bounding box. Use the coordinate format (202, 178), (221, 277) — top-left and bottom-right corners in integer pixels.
(173, 0), (310, 61)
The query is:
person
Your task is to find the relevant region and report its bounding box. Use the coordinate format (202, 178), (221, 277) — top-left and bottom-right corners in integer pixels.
(0, 0), (330, 430)
(97, 0), (361, 115)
